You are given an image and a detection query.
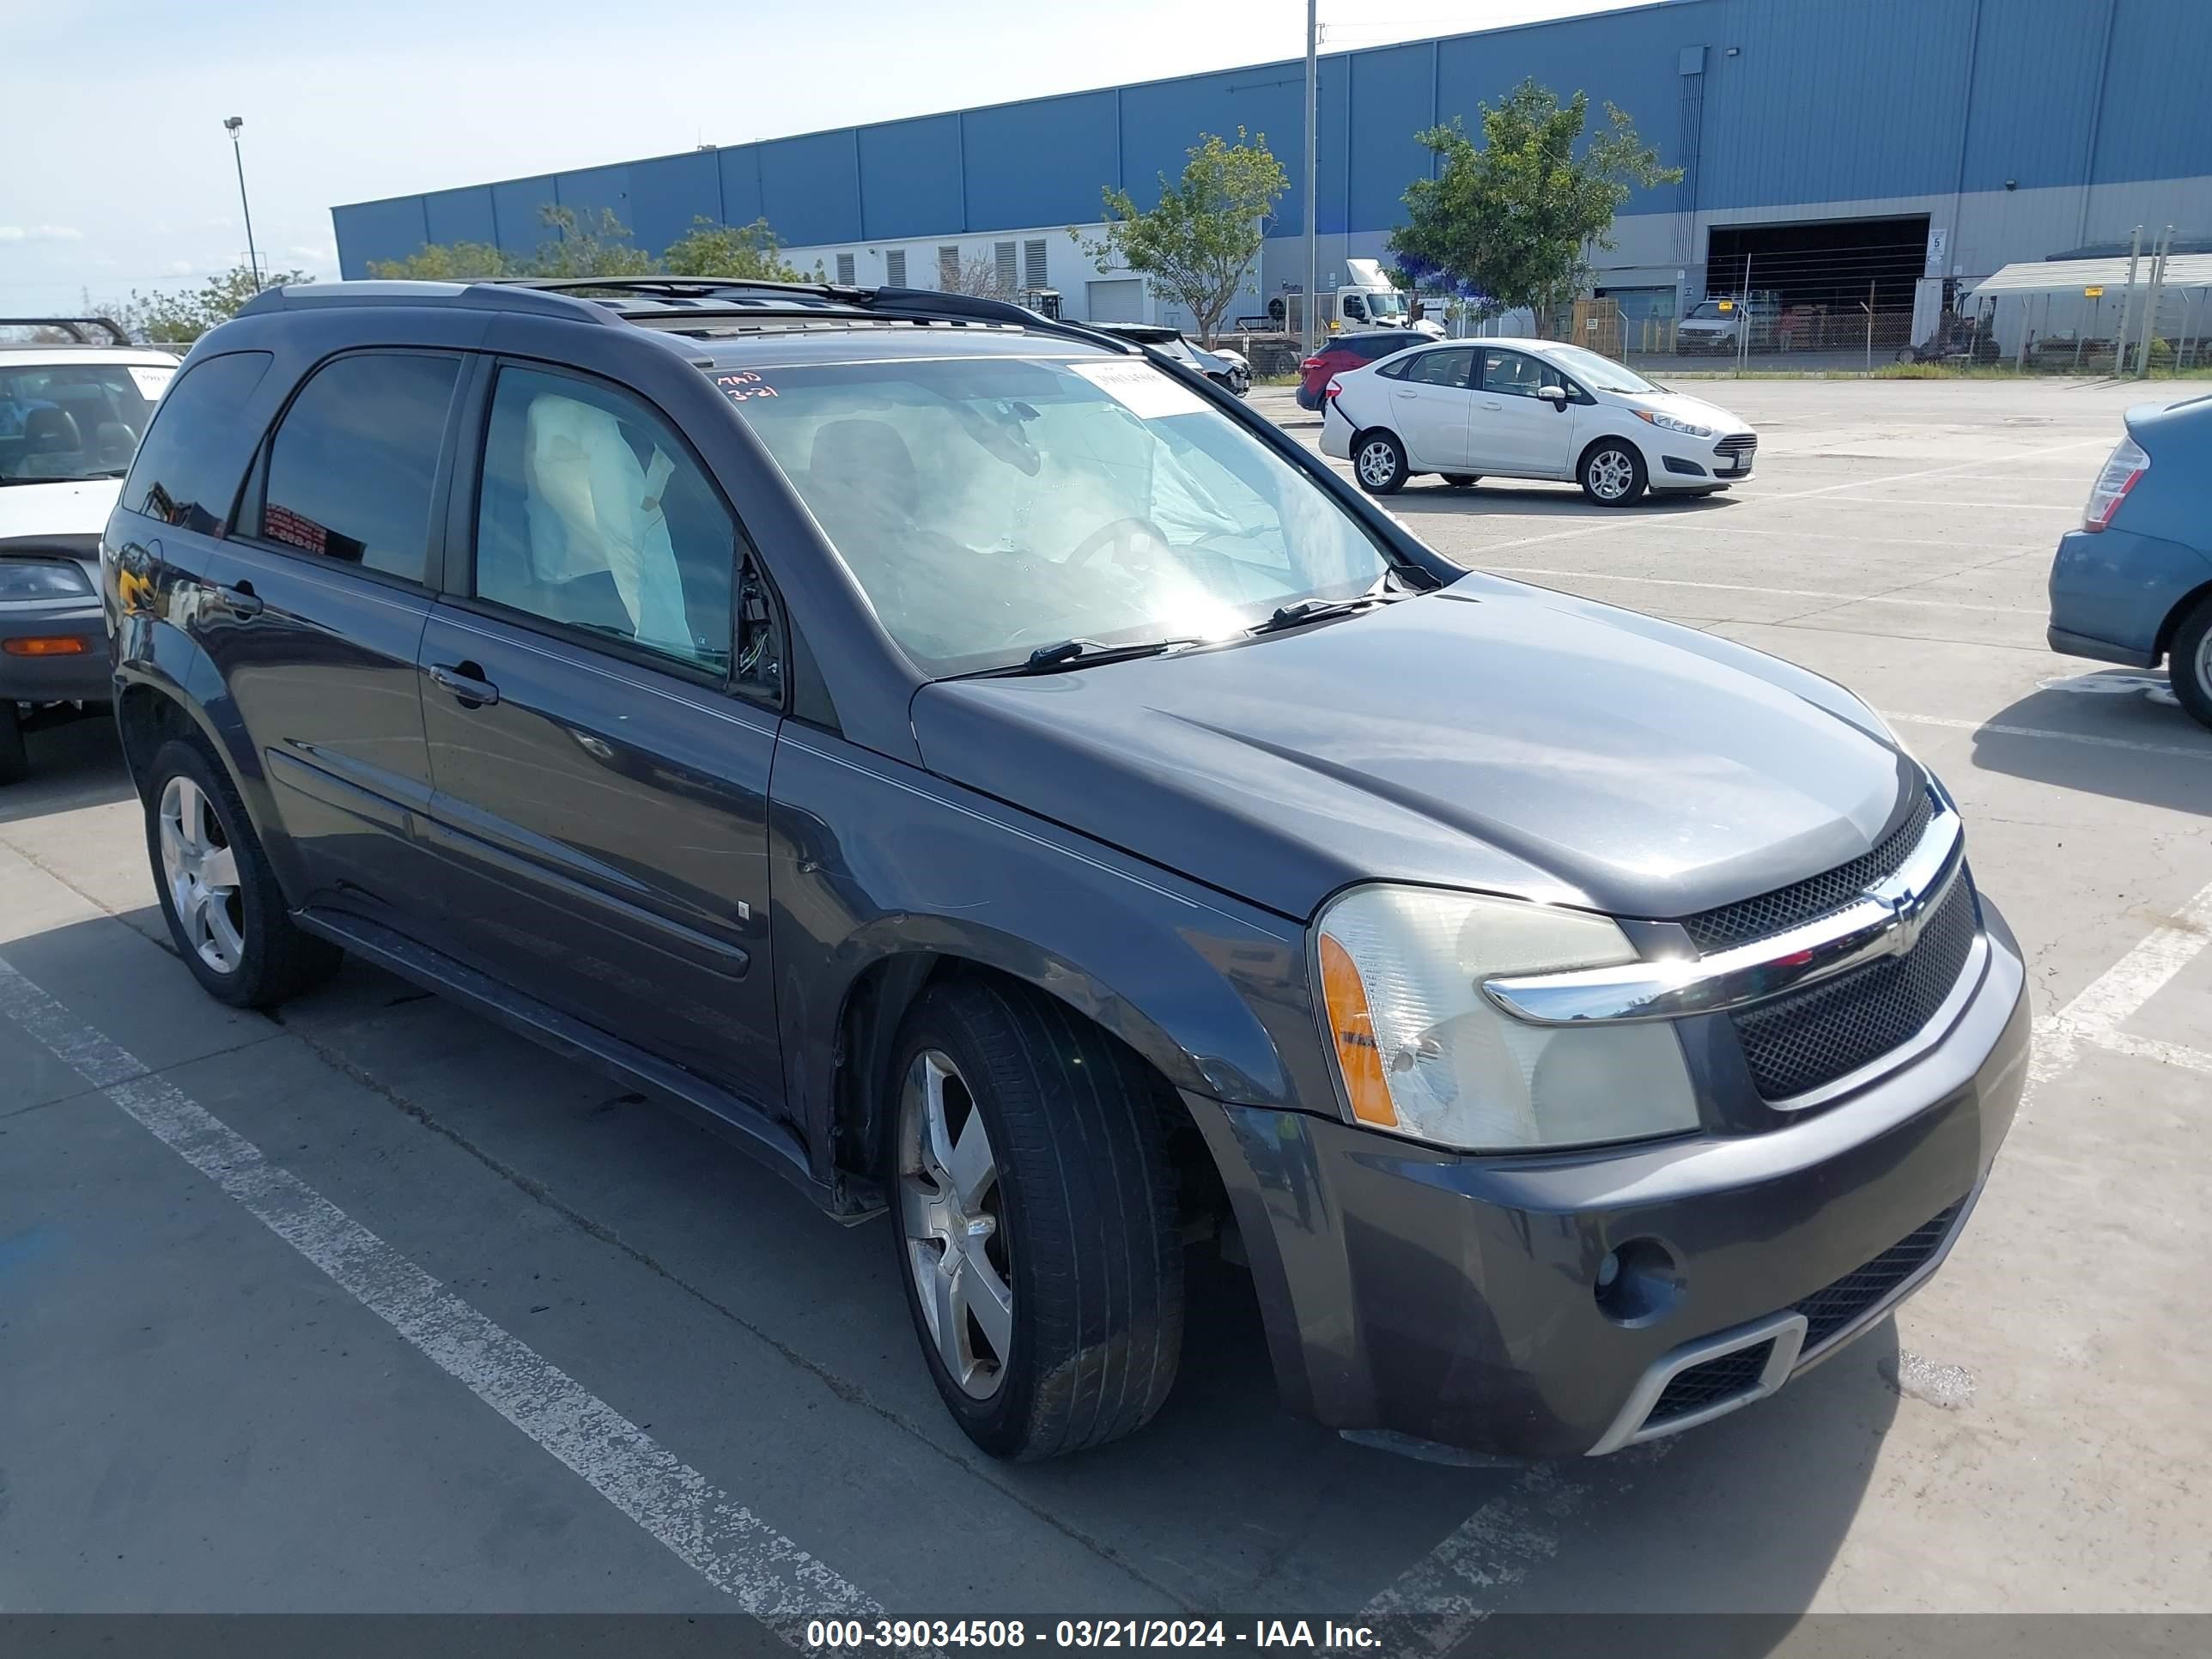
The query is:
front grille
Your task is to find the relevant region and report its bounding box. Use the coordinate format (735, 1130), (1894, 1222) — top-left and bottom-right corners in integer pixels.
(1646, 1340), (1774, 1425)
(1733, 873), (1978, 1099)
(1715, 434), (1757, 463)
(1683, 789), (1935, 955)
(1794, 1200), (1966, 1350)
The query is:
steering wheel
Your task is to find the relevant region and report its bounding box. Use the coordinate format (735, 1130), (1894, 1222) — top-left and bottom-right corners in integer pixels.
(1066, 515), (1172, 569)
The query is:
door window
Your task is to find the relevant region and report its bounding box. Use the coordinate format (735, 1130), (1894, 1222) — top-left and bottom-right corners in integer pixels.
(1407, 348), (1475, 389)
(257, 353), (459, 582)
(473, 365), (740, 680)
(1480, 351), (1549, 398)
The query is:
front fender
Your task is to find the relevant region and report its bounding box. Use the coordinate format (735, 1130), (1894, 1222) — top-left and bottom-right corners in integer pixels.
(767, 730), (1332, 1174)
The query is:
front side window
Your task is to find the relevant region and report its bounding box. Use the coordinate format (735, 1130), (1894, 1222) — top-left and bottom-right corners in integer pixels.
(717, 352), (1395, 676)
(4, 359), (176, 483)
(474, 366), (737, 678)
(117, 351), (270, 531)
(258, 353), (459, 582)
(1481, 350), (1548, 398)
(1407, 348), (1474, 389)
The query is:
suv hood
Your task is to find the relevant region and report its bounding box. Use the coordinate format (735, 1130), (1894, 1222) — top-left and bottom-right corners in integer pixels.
(912, 577), (1916, 923)
(0, 477), (124, 541)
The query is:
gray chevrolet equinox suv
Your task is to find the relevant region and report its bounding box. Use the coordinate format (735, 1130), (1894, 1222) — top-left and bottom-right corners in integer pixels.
(102, 278), (2027, 1462)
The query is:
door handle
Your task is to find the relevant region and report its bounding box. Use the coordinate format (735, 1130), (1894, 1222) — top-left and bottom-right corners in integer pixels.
(216, 581), (263, 619)
(1481, 400), (1503, 410)
(1397, 390), (1419, 398)
(428, 661), (499, 707)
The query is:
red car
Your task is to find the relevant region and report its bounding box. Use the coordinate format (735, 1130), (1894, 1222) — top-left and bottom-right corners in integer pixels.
(1296, 331), (1421, 409)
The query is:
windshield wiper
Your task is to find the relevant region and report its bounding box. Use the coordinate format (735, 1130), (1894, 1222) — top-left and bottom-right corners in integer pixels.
(990, 636), (1203, 677)
(1249, 577), (1411, 637)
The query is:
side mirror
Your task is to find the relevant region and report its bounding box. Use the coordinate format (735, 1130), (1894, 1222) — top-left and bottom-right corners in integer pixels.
(1540, 385), (1569, 408)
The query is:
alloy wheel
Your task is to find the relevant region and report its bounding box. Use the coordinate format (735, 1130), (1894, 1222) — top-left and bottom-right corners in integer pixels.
(897, 1049), (1012, 1400)
(158, 775), (245, 974)
(1588, 448), (1636, 501)
(1358, 441), (1398, 489)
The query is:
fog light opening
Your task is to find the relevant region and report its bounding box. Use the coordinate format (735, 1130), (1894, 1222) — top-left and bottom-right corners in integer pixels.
(1595, 1237), (1681, 1327)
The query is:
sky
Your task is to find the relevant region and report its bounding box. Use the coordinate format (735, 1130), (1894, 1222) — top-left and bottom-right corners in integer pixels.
(3, 0), (1653, 318)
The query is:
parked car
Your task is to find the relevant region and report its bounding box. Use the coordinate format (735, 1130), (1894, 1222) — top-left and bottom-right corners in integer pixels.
(2046, 392), (2212, 729)
(1080, 321), (1247, 395)
(1675, 298), (1744, 354)
(1296, 331), (1419, 410)
(1322, 338), (1757, 506)
(107, 277), (2025, 1464)
(1, 318), (177, 782)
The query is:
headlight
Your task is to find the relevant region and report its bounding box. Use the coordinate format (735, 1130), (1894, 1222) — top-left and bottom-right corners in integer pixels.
(0, 559), (94, 602)
(1635, 410), (1715, 438)
(1314, 884), (1700, 1152)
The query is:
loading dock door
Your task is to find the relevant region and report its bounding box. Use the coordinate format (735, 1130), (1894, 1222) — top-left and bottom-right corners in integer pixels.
(1085, 279), (1143, 323)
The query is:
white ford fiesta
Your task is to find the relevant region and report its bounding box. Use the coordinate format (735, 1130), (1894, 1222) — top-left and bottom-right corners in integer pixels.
(1320, 337), (1756, 506)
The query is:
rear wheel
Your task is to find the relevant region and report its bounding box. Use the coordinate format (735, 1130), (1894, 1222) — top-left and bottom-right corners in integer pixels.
(0, 702), (25, 786)
(144, 737), (341, 1008)
(1440, 474), (1480, 489)
(889, 979), (1183, 1460)
(1579, 440), (1648, 507)
(1353, 431), (1409, 495)
(2169, 594), (2212, 732)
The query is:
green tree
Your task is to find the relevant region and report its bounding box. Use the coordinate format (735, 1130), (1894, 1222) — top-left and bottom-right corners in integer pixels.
(115, 264), (316, 344)
(526, 204), (659, 277)
(1389, 80), (1679, 336)
(1079, 128), (1286, 345)
(367, 240), (512, 280)
(662, 216), (816, 281)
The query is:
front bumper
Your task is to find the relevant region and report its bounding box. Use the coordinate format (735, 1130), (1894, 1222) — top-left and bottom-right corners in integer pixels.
(2047, 526), (2210, 667)
(1190, 899), (2027, 1460)
(1, 599), (108, 705)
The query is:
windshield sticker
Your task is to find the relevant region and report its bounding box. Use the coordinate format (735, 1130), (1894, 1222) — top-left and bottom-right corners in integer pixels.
(1073, 360), (1207, 419)
(127, 364), (176, 401)
(711, 370), (778, 404)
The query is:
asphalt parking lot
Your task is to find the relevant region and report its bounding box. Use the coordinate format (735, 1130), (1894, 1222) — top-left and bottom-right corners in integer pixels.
(4, 375), (2209, 1628)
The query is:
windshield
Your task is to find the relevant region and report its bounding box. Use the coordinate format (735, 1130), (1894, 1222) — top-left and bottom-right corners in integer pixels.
(1542, 345), (1656, 395)
(0, 360), (172, 482)
(1686, 301), (1732, 321)
(720, 353), (1395, 675)
(1364, 290), (1406, 319)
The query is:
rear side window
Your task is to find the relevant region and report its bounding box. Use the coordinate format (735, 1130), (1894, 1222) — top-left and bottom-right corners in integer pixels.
(1353, 336), (1404, 361)
(119, 351), (272, 533)
(257, 353), (459, 583)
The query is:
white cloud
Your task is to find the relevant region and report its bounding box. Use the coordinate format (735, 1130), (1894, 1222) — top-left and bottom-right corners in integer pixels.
(0, 224), (85, 243)
(161, 259), (198, 276)
(287, 243), (337, 263)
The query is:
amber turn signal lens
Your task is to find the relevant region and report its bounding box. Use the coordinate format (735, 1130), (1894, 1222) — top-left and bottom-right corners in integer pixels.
(2, 636), (89, 656)
(1318, 933), (1398, 1127)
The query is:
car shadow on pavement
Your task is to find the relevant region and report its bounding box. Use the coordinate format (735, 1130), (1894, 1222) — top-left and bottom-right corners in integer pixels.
(1966, 682), (2212, 817)
(2, 714), (134, 826)
(1388, 481), (1748, 522)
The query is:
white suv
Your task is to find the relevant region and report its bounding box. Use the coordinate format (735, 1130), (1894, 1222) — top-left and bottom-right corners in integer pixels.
(2, 318), (178, 781)
(1320, 337), (1756, 507)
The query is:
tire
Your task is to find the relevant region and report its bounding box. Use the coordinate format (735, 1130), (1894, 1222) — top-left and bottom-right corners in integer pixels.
(0, 702), (25, 787)
(888, 978), (1183, 1461)
(2169, 593), (2212, 732)
(1352, 430), (1409, 495)
(1578, 440), (1648, 507)
(143, 736), (341, 1008)
(1441, 474), (1480, 489)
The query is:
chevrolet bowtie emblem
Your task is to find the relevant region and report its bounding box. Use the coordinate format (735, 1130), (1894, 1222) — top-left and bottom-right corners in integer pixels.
(1880, 884), (1930, 955)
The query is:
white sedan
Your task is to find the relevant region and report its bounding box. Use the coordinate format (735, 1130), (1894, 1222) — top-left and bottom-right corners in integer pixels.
(1319, 338), (1756, 506)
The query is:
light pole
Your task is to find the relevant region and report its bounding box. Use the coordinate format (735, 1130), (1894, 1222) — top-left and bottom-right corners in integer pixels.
(223, 116), (263, 292)
(1303, 0), (1318, 355)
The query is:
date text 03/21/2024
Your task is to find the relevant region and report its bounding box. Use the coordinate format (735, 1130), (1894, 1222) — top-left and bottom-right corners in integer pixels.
(804, 1620), (1382, 1650)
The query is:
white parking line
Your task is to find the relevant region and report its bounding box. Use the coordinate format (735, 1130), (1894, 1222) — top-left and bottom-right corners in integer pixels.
(0, 957), (882, 1632)
(2029, 879), (2212, 1091)
(1881, 711), (2212, 762)
(1487, 567), (2039, 615)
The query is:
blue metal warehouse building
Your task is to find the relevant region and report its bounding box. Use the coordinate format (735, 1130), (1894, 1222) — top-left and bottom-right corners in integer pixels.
(333, 0), (2211, 332)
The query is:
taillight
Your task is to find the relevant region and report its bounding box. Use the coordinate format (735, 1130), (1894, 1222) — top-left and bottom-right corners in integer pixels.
(1301, 356), (1324, 372)
(1324, 379), (1343, 398)
(2082, 434), (2149, 532)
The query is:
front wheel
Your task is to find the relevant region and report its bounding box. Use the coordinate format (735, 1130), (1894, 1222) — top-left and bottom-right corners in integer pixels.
(2169, 594), (2212, 732)
(1579, 441), (1648, 507)
(890, 979), (1183, 1460)
(1352, 431), (1409, 495)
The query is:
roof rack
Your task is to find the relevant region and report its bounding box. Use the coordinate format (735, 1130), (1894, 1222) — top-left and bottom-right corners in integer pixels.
(487, 277), (1129, 352)
(0, 316), (132, 346)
